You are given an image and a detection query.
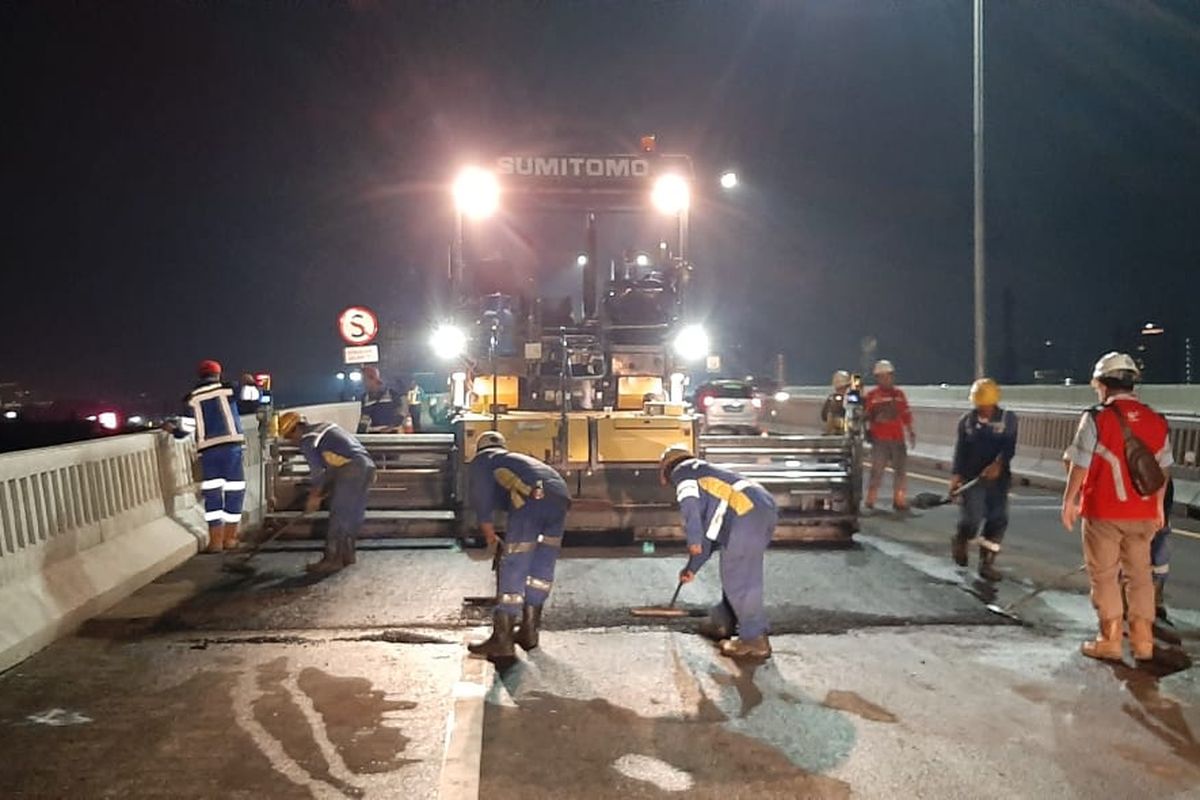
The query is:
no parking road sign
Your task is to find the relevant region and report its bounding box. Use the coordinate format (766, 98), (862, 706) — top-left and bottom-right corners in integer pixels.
(338, 306), (379, 346)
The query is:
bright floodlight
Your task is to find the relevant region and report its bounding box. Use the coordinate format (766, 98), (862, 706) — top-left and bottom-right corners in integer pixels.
(576, 254), (589, 267)
(348, 370), (363, 383)
(673, 324), (709, 362)
(651, 174), (690, 215)
(3, 410), (17, 420)
(430, 324), (468, 360)
(635, 253), (650, 267)
(720, 171), (738, 189)
(453, 166), (500, 219)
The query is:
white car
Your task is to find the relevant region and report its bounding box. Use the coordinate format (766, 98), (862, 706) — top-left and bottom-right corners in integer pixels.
(695, 380), (762, 435)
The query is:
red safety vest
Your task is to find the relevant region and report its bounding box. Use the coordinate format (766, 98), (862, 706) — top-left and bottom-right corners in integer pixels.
(1082, 397), (1169, 521)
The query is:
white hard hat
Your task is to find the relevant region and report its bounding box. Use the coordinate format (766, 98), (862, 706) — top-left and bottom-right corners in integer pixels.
(873, 359), (895, 375)
(831, 370), (852, 389)
(474, 430), (507, 453)
(1092, 351), (1140, 381)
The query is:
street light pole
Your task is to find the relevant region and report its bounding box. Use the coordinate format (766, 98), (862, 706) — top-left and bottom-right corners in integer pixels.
(973, 0), (986, 379)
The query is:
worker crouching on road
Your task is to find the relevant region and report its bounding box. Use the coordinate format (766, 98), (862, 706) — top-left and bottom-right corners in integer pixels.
(950, 379), (1018, 581)
(660, 445), (778, 660)
(278, 412), (377, 575)
(864, 360), (916, 511)
(467, 432), (571, 659)
(1061, 352), (1172, 662)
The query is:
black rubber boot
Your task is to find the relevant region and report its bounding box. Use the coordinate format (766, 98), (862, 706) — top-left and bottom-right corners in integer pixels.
(951, 534), (969, 567)
(341, 537), (357, 566)
(698, 597), (737, 641)
(1154, 581), (1169, 623)
(978, 546), (1001, 582)
(306, 539), (344, 575)
(514, 604), (542, 651)
(468, 610), (516, 659)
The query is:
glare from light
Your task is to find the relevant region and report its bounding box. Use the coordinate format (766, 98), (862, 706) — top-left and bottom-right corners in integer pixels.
(430, 324), (468, 360)
(576, 254), (589, 267)
(673, 324), (709, 361)
(720, 171), (738, 189)
(453, 166), (500, 219)
(774, 391), (790, 402)
(3, 410), (17, 420)
(97, 411), (119, 430)
(348, 370), (363, 383)
(651, 174), (690, 215)
(635, 253), (650, 268)
(128, 415), (144, 425)
(336, 371), (346, 381)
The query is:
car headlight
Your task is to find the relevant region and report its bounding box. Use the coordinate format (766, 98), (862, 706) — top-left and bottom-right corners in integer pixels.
(430, 324), (468, 360)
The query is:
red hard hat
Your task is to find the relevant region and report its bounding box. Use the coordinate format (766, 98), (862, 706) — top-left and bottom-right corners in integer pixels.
(197, 359), (222, 377)
(362, 366), (381, 381)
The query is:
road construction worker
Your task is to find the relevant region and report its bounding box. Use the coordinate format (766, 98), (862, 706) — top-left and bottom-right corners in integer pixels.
(359, 366), (407, 433)
(278, 412), (377, 575)
(174, 360), (246, 553)
(660, 445), (778, 660)
(467, 432), (570, 659)
(406, 380), (425, 433)
(1062, 351), (1172, 662)
(864, 360), (916, 511)
(950, 379), (1018, 581)
(236, 373), (263, 416)
(821, 370), (852, 434)
(1153, 477), (1175, 623)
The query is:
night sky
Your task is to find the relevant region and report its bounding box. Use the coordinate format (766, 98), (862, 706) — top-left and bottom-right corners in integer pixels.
(2, 1), (1197, 409)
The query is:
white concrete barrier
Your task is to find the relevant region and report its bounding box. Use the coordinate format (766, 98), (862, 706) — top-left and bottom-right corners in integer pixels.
(0, 418), (264, 673)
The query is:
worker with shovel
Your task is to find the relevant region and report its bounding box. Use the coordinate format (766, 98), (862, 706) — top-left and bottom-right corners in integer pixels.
(278, 412), (376, 575)
(950, 378), (1018, 581)
(659, 445), (778, 660)
(466, 432), (570, 660)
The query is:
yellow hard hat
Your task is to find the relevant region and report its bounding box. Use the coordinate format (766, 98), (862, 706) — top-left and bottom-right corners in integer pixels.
(658, 444), (695, 484)
(969, 378), (1001, 408)
(277, 411), (304, 438)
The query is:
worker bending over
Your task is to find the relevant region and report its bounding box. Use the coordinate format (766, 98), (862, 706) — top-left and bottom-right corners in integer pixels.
(660, 445), (778, 660)
(467, 432), (570, 659)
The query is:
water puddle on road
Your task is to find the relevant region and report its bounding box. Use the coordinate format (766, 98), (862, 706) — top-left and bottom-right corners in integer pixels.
(479, 690), (851, 799)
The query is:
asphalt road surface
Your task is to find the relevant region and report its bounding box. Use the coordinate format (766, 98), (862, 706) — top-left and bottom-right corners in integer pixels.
(1, 479), (1198, 798)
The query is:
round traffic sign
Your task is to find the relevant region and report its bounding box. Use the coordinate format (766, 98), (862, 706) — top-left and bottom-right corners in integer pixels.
(338, 306), (379, 346)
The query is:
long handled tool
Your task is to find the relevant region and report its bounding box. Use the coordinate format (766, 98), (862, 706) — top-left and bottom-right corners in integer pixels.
(984, 564), (1087, 618)
(911, 476), (982, 510)
(631, 579), (704, 618)
(222, 513), (314, 575)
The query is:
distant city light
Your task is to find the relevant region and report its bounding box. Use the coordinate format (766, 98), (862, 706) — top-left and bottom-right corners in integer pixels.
(635, 253), (650, 267)
(97, 411), (119, 430)
(719, 170), (738, 189)
(3, 410), (17, 421)
(336, 371), (346, 381)
(128, 415), (144, 426)
(348, 370), (363, 383)
(774, 391), (790, 403)
(1142, 322), (1165, 335)
(576, 254), (589, 267)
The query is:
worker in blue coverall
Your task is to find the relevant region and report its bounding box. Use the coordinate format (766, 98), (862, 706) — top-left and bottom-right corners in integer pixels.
(1153, 477), (1175, 623)
(168, 359), (246, 554)
(950, 378), (1019, 582)
(278, 411), (376, 575)
(660, 444), (778, 660)
(467, 431), (570, 659)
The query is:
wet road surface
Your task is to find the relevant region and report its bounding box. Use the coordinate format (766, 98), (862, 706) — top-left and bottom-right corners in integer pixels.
(0, 494), (1197, 797)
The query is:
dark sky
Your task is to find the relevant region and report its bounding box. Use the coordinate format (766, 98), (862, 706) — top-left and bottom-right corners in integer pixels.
(2, 1), (1198, 407)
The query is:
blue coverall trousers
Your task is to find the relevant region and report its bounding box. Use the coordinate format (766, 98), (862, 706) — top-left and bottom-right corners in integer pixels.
(199, 444), (245, 529)
(327, 460), (376, 547)
(956, 478), (1009, 547)
(497, 497), (568, 618)
(715, 503), (778, 640)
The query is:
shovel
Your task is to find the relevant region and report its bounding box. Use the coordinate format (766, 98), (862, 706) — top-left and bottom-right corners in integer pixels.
(911, 477), (982, 510)
(984, 564), (1087, 618)
(221, 513), (314, 575)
